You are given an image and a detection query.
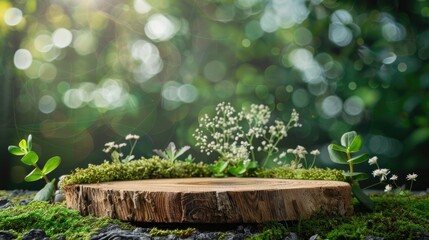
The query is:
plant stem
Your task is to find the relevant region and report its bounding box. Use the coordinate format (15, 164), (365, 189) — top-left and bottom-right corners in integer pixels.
(346, 150), (353, 173)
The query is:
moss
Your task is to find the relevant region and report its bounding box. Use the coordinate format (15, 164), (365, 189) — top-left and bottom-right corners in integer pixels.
(247, 222), (289, 240)
(0, 201), (131, 239)
(60, 156), (211, 187)
(149, 227), (196, 238)
(60, 157), (346, 187)
(255, 167), (346, 182)
(295, 194), (429, 239)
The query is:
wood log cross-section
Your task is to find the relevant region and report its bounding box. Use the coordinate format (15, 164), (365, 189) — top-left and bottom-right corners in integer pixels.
(63, 178), (353, 223)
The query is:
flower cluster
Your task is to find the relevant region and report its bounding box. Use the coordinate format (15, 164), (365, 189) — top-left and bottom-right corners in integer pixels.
(367, 156), (418, 193)
(103, 133), (140, 163)
(271, 145), (320, 169)
(193, 102), (308, 167)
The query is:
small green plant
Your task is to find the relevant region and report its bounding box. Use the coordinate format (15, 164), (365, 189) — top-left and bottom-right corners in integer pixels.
(103, 134), (140, 163)
(327, 131), (374, 210)
(8, 134), (61, 201)
(208, 158), (258, 177)
(153, 142), (190, 162)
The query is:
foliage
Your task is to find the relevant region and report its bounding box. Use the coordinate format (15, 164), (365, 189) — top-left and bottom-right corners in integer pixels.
(59, 156), (210, 187)
(7, 135), (61, 201)
(328, 131), (374, 210)
(153, 142), (191, 163)
(247, 222), (289, 240)
(59, 157), (346, 186)
(255, 167), (346, 182)
(0, 201), (131, 239)
(296, 194), (429, 240)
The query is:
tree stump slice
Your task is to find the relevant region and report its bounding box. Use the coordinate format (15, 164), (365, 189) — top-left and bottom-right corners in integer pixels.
(63, 178), (353, 223)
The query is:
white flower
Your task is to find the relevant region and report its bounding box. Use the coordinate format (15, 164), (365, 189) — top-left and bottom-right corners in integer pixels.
(372, 168), (390, 181)
(368, 156), (378, 165)
(406, 173), (418, 181)
(389, 174), (398, 181)
(310, 149), (320, 155)
(104, 141), (115, 147)
(125, 134), (140, 140)
(384, 184), (392, 192)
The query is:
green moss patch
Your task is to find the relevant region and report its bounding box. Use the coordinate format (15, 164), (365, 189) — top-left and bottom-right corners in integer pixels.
(255, 166), (346, 181)
(296, 194), (429, 239)
(60, 157), (347, 188)
(0, 201), (131, 239)
(60, 157), (211, 187)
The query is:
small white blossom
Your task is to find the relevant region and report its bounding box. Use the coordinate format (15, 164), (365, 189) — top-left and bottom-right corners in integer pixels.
(125, 134), (140, 140)
(372, 168), (390, 181)
(368, 156), (378, 165)
(389, 174), (398, 181)
(384, 184), (392, 192)
(310, 149), (320, 155)
(406, 173), (418, 181)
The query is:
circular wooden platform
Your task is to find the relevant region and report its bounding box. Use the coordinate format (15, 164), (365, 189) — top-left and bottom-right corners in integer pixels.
(63, 178), (352, 223)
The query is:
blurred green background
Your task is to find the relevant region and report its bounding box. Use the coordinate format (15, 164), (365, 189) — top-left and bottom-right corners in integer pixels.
(1, 0), (428, 190)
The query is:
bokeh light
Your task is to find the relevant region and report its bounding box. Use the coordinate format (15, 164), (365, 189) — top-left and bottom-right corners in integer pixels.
(13, 49), (32, 70)
(3, 7), (23, 26)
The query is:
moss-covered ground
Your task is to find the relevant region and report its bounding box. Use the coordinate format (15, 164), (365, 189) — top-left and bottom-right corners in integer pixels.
(3, 160), (427, 239)
(1, 194), (427, 239)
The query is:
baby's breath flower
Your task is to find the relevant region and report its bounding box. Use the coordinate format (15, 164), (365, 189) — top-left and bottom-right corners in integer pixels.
(389, 174), (398, 181)
(105, 141), (115, 148)
(125, 134), (140, 140)
(368, 156), (378, 165)
(310, 149), (320, 155)
(372, 168), (390, 181)
(384, 184), (392, 192)
(406, 173), (418, 181)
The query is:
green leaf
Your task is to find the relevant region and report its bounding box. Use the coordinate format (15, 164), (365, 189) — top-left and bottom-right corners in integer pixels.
(24, 168), (43, 182)
(228, 166), (246, 176)
(348, 135), (363, 152)
(21, 151), (39, 166)
(331, 144), (347, 153)
(327, 144), (349, 164)
(8, 146), (26, 156)
(208, 160), (229, 174)
(341, 131), (357, 148)
(347, 154), (369, 165)
(42, 156), (61, 175)
(27, 134), (32, 151)
(18, 139), (27, 151)
(351, 183), (374, 210)
(34, 179), (55, 201)
(342, 172), (369, 181)
(247, 160), (258, 169)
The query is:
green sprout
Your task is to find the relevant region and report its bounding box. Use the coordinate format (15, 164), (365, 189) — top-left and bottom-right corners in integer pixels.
(8, 134), (61, 201)
(153, 142), (190, 162)
(327, 131), (374, 210)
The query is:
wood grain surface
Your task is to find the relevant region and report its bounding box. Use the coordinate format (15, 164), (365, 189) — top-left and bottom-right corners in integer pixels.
(63, 178), (353, 223)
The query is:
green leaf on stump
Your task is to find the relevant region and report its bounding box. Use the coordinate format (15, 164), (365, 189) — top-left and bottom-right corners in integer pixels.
(21, 151), (39, 166)
(34, 179), (56, 201)
(328, 144), (348, 164)
(42, 156), (61, 175)
(24, 168), (43, 182)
